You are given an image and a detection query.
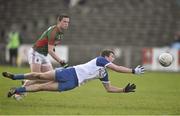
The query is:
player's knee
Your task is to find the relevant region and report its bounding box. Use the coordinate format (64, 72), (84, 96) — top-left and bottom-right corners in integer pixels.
(31, 72), (43, 80)
(23, 80), (31, 86)
(39, 73), (47, 80)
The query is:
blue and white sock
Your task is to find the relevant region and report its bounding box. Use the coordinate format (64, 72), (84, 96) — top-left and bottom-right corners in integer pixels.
(15, 87), (26, 93)
(13, 74), (25, 80)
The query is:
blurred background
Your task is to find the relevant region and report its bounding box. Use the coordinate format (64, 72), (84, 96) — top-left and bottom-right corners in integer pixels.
(0, 0), (180, 71)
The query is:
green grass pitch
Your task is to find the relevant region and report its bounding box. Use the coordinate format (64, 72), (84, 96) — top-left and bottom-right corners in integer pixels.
(0, 66), (180, 115)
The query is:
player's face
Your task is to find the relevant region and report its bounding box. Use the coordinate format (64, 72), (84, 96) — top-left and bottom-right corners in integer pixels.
(106, 53), (115, 62)
(59, 17), (70, 30)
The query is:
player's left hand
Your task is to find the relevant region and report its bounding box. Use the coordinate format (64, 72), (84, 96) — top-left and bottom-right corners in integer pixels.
(62, 63), (69, 68)
(60, 61), (69, 68)
(132, 65), (145, 74)
(123, 83), (136, 93)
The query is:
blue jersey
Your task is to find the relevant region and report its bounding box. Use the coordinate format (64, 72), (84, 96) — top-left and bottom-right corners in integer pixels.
(73, 56), (111, 86)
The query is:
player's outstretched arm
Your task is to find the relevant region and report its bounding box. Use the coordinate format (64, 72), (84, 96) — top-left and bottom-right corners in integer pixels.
(102, 82), (124, 93)
(102, 82), (136, 93)
(107, 63), (145, 74)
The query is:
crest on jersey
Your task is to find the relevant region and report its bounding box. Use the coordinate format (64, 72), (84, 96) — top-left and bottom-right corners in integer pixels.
(98, 68), (106, 78)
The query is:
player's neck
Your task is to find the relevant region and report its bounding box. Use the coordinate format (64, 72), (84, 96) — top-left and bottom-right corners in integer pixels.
(56, 25), (64, 33)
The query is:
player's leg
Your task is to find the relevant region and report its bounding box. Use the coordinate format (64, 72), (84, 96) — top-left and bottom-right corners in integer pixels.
(16, 63), (48, 100)
(24, 63), (54, 84)
(19, 52), (52, 99)
(28, 48), (43, 72)
(23, 48), (43, 86)
(22, 63), (54, 87)
(22, 47), (48, 86)
(25, 70), (56, 80)
(24, 63), (59, 86)
(22, 63), (43, 90)
(30, 63), (41, 72)
(26, 81), (58, 92)
(16, 63), (42, 99)
(2, 70), (56, 80)
(23, 80), (50, 86)
(23, 54), (55, 82)
(23, 52), (53, 86)
(41, 63), (53, 72)
(7, 81), (59, 97)
(7, 68), (79, 97)
(11, 50), (43, 99)
(21, 63), (42, 85)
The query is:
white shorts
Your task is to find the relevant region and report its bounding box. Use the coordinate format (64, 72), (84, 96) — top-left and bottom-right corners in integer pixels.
(28, 48), (51, 65)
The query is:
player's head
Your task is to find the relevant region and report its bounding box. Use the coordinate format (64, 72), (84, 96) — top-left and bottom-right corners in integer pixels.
(57, 14), (70, 30)
(101, 50), (115, 62)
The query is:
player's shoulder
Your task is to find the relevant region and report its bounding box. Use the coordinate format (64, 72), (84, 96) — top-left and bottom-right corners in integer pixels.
(85, 56), (105, 65)
(49, 25), (56, 29)
(96, 56), (106, 61)
(46, 25), (60, 36)
(96, 56), (110, 67)
(46, 25), (57, 32)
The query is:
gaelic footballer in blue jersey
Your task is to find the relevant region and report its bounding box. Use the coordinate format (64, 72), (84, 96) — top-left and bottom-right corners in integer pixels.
(2, 50), (145, 98)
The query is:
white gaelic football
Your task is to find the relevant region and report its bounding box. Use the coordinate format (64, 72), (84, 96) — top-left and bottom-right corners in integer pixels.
(158, 53), (173, 67)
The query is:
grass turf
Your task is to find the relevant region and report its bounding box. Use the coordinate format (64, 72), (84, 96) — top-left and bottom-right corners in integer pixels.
(0, 66), (180, 115)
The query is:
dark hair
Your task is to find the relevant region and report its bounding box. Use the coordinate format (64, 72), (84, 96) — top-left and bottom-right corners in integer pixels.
(58, 14), (69, 21)
(100, 50), (114, 57)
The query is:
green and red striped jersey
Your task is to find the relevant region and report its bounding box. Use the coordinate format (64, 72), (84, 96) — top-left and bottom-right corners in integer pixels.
(33, 25), (64, 56)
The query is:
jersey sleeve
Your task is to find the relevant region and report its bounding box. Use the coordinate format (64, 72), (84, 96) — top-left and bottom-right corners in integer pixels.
(99, 70), (110, 83)
(96, 56), (111, 67)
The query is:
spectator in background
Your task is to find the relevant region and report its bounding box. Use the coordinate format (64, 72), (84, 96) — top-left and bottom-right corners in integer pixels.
(7, 24), (21, 66)
(170, 31), (180, 50)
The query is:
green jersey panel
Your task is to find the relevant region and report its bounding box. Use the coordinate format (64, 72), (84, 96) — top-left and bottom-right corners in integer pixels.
(33, 25), (64, 56)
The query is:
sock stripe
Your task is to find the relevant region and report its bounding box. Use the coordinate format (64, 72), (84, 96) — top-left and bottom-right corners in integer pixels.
(14, 74), (25, 80)
(16, 87), (26, 93)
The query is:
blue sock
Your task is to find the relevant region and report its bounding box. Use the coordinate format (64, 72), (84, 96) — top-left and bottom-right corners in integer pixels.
(15, 87), (26, 93)
(13, 74), (25, 80)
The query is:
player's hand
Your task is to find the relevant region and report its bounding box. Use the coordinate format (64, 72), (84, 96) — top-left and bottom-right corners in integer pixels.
(60, 61), (69, 68)
(123, 83), (136, 93)
(132, 65), (145, 74)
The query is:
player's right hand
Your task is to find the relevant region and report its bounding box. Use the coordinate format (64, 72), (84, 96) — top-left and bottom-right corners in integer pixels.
(123, 83), (136, 93)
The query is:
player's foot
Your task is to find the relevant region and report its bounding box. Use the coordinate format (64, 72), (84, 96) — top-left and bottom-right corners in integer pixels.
(21, 80), (25, 85)
(2, 72), (14, 80)
(7, 87), (16, 98)
(16, 92), (27, 97)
